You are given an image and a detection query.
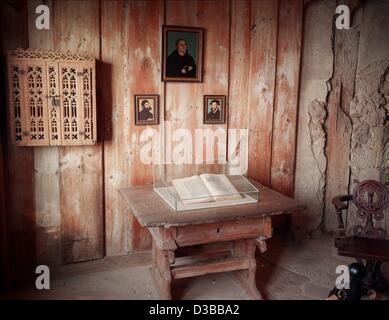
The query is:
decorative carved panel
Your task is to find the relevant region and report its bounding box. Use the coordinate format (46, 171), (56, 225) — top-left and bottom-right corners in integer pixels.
(81, 64), (96, 144)
(24, 61), (49, 145)
(47, 62), (62, 145)
(59, 63), (82, 145)
(7, 48), (96, 146)
(7, 61), (25, 145)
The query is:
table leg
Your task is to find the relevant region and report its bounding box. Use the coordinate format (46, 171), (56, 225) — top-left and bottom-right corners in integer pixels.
(232, 239), (263, 300)
(151, 239), (174, 299)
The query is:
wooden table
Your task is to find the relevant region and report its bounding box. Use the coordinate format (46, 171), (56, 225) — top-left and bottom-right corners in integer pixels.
(120, 180), (305, 299)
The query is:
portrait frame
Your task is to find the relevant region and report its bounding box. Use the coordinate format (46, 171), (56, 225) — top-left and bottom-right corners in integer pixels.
(203, 95), (226, 125)
(162, 25), (204, 82)
(134, 94), (160, 126)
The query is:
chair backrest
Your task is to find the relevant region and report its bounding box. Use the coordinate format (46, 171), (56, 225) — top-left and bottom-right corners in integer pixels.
(351, 180), (389, 239)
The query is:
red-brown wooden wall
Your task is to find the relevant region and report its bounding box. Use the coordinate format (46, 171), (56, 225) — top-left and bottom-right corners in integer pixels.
(0, 0), (303, 285)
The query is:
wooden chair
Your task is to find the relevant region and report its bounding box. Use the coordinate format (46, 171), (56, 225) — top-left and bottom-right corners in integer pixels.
(332, 180), (389, 291)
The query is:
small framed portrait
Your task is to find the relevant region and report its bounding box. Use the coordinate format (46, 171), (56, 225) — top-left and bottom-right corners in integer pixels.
(134, 95), (159, 125)
(203, 95), (226, 124)
(162, 25), (204, 82)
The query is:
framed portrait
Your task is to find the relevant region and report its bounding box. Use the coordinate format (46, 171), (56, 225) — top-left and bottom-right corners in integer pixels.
(162, 25), (204, 82)
(203, 95), (226, 124)
(134, 95), (159, 125)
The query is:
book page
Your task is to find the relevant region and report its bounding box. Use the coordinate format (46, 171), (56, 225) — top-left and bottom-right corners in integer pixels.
(200, 174), (242, 199)
(171, 175), (214, 204)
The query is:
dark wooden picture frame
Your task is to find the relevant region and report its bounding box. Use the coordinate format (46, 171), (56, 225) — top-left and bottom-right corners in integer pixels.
(162, 25), (204, 82)
(134, 94), (159, 125)
(203, 95), (226, 124)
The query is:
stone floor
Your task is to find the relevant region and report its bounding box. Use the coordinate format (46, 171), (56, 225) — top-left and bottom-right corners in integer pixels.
(2, 234), (389, 300)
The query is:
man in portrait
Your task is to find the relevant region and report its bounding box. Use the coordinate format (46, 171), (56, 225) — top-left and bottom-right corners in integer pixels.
(166, 38), (196, 77)
(207, 99), (221, 120)
(138, 99), (154, 121)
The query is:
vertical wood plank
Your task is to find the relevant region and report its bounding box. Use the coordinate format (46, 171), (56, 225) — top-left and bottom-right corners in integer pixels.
(197, 0), (230, 164)
(101, 0), (130, 255)
(53, 0), (103, 263)
(228, 0), (251, 173)
(165, 0), (201, 165)
(165, 0), (230, 164)
(0, 0), (9, 284)
(0, 122), (6, 289)
(0, 0), (35, 285)
(270, 0), (303, 196)
(27, 0), (62, 266)
(247, 0), (278, 186)
(127, 0), (165, 250)
(325, 1), (361, 231)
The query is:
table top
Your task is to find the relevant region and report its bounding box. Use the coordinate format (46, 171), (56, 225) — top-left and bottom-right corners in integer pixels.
(119, 179), (305, 228)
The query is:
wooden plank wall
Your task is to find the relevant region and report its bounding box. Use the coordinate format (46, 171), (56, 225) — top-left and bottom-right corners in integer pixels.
(164, 0), (229, 165)
(0, 1), (11, 287)
(1, 0), (304, 277)
(101, 0), (130, 256)
(55, 0), (104, 264)
(247, 0), (279, 186)
(0, 0), (35, 286)
(27, 0), (62, 267)
(26, 0), (104, 265)
(271, 0), (303, 196)
(0, 122), (6, 289)
(126, 0), (164, 250)
(227, 0), (251, 170)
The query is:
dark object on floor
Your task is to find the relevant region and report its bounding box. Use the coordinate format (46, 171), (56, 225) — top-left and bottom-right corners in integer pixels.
(348, 263), (367, 300)
(333, 179), (389, 292)
(328, 262), (367, 300)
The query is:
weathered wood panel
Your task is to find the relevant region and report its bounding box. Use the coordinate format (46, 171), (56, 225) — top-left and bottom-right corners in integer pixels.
(101, 0), (130, 255)
(172, 257), (249, 279)
(270, 0), (303, 196)
(0, 0), (35, 285)
(0, 1), (9, 284)
(0, 0), (307, 264)
(54, 0), (103, 263)
(324, 1), (360, 231)
(0, 0), (10, 289)
(165, 0), (201, 166)
(227, 0), (251, 173)
(120, 180), (305, 227)
(27, 0), (62, 266)
(127, 0), (165, 250)
(174, 217), (271, 247)
(247, 0), (278, 186)
(0, 122), (6, 289)
(165, 0), (230, 166)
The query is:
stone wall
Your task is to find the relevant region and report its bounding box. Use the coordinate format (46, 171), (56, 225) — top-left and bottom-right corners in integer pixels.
(294, 0), (389, 236)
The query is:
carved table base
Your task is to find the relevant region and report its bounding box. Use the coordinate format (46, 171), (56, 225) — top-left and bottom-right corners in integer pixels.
(149, 216), (272, 300)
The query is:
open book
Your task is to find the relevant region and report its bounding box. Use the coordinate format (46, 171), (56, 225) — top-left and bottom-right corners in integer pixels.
(171, 174), (243, 204)
(154, 173), (258, 211)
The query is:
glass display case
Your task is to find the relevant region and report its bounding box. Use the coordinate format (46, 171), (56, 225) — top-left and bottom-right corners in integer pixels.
(153, 161), (259, 211)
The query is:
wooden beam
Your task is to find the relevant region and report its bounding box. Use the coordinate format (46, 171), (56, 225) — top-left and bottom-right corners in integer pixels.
(171, 257), (249, 280)
(324, 0), (361, 231)
(175, 242), (233, 259)
(270, 0), (303, 196)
